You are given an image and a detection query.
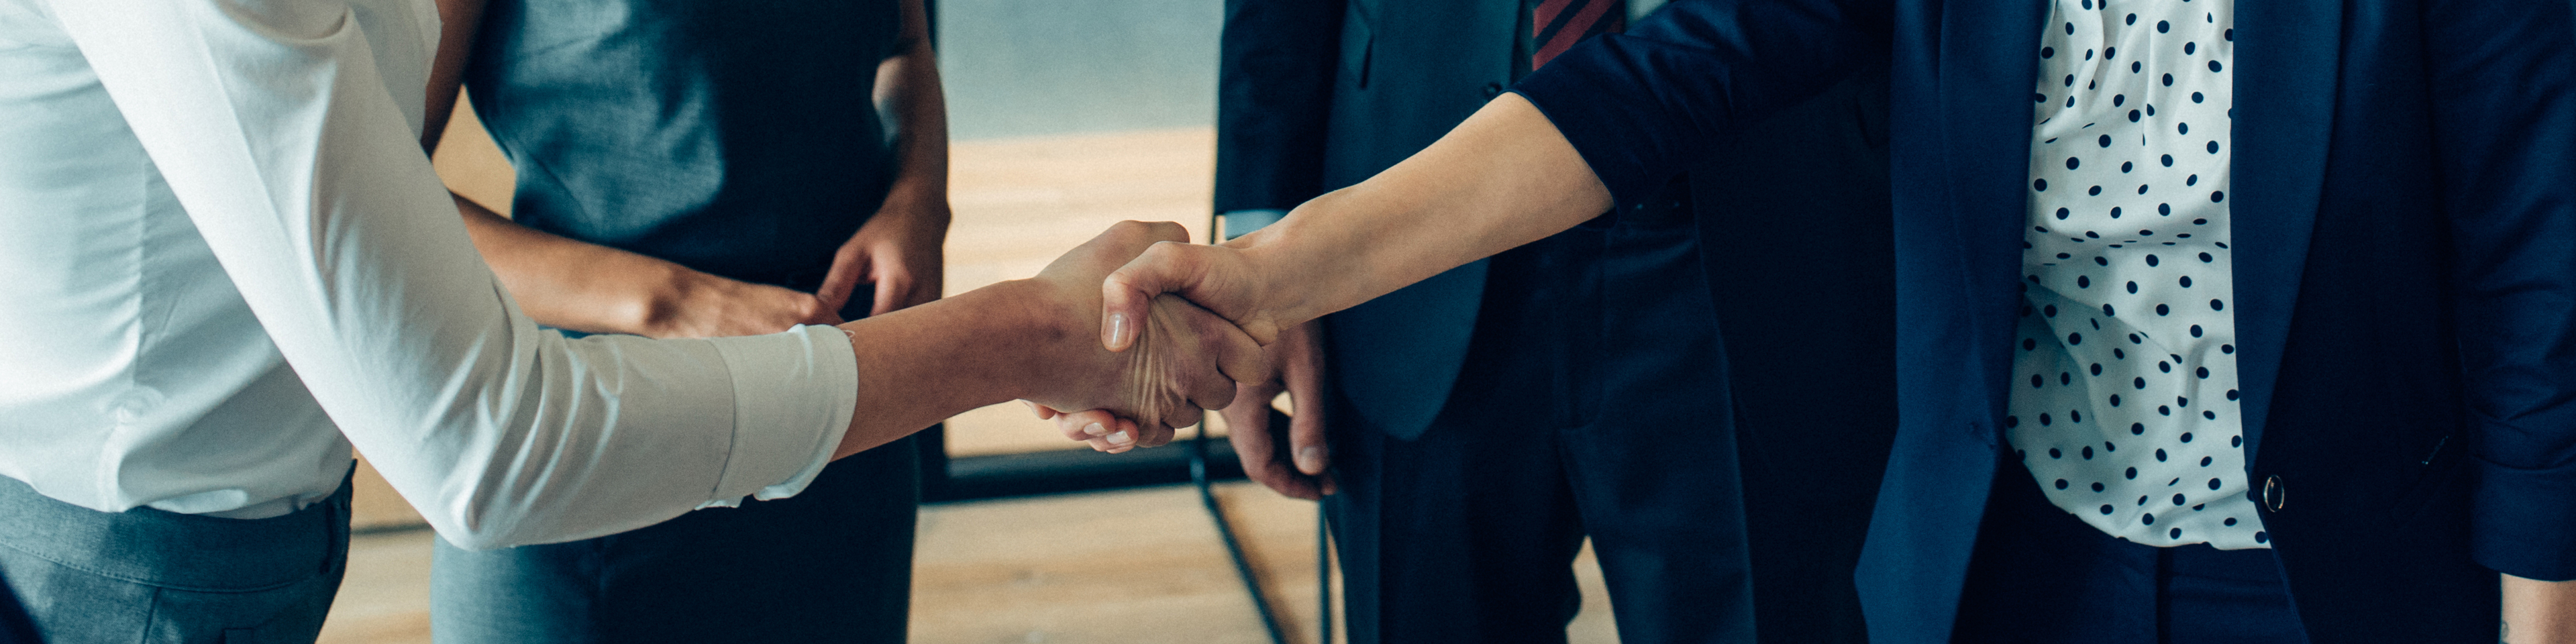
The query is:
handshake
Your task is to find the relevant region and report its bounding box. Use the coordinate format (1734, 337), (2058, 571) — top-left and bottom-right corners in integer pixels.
(998, 220), (1334, 498)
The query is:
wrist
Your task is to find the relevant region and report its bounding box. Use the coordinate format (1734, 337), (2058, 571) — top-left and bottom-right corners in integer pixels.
(976, 278), (1082, 402)
(1227, 225), (1319, 333)
(617, 262), (703, 337)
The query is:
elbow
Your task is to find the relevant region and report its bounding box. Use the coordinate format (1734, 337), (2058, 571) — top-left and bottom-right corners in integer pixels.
(423, 504), (529, 551)
(417, 482), (546, 551)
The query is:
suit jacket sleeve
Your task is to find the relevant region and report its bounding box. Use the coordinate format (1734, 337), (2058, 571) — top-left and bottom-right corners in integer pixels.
(2431, 0), (2576, 582)
(1215, 0), (1347, 213)
(1508, 0), (1892, 205)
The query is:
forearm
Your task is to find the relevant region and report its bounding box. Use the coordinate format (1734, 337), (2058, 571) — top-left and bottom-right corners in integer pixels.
(2504, 574), (2576, 643)
(877, 0), (949, 220)
(453, 194), (704, 336)
(832, 280), (1068, 457)
(1223, 93), (1612, 331)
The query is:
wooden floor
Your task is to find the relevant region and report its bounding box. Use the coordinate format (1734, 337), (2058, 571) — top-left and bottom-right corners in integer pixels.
(318, 483), (1619, 644)
(316, 102), (1626, 643)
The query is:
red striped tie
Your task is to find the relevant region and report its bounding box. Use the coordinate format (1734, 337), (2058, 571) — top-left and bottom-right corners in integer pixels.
(1532, 0), (1626, 70)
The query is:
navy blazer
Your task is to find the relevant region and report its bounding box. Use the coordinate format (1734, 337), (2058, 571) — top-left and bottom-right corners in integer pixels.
(1216, 0), (1521, 439)
(1515, 1), (2576, 642)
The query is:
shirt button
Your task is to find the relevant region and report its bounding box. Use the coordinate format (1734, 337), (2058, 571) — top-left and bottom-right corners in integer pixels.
(1482, 82), (1505, 99)
(2261, 474), (2285, 512)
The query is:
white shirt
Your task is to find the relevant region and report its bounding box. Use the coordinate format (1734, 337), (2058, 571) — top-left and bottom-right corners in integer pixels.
(0, 0), (856, 549)
(2007, 0), (2267, 549)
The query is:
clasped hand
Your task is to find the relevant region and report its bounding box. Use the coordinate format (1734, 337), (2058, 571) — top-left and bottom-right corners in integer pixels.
(1009, 222), (1272, 442)
(1028, 231), (1337, 499)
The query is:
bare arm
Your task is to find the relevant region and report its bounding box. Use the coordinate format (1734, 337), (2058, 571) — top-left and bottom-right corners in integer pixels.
(817, 0), (953, 317)
(419, 0), (837, 339)
(1100, 93), (1611, 349)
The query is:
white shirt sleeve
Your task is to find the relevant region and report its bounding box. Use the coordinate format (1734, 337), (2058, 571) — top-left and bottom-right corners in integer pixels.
(40, 0), (858, 549)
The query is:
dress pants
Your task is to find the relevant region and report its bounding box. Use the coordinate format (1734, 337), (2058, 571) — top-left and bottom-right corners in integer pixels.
(1328, 207), (1755, 644)
(1951, 461), (2309, 644)
(0, 470), (351, 644)
(430, 435), (918, 644)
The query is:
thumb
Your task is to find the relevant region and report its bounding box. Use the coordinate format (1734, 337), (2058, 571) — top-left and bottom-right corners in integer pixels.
(1100, 241), (1199, 352)
(1103, 241), (1280, 352)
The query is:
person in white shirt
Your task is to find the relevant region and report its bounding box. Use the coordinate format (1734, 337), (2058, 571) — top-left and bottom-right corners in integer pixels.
(0, 0), (1256, 641)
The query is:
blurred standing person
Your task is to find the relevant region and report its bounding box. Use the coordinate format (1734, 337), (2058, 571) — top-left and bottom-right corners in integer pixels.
(1206, 0), (1895, 641)
(420, 0), (947, 641)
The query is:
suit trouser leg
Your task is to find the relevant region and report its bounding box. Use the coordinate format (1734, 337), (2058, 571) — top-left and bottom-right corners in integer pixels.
(1330, 223), (1755, 644)
(1327, 231), (1603, 644)
(1327, 385), (1590, 644)
(1564, 213), (1757, 644)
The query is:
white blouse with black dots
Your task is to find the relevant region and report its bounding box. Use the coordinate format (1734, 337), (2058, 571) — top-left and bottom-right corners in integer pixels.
(2007, 0), (2269, 549)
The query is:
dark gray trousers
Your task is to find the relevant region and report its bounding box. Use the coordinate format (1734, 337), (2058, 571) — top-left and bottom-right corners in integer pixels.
(0, 472), (351, 644)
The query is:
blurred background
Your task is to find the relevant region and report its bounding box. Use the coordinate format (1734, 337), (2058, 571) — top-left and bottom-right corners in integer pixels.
(322, 1), (1615, 642)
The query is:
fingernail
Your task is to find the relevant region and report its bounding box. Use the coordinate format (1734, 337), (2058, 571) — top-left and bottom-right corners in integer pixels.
(1296, 446), (1327, 473)
(1106, 430), (1133, 445)
(1105, 313), (1130, 350)
(1082, 422), (1107, 437)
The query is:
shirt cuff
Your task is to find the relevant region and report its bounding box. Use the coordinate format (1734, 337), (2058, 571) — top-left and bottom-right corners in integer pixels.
(1218, 209), (1290, 240)
(699, 325), (858, 505)
(2473, 457), (2576, 581)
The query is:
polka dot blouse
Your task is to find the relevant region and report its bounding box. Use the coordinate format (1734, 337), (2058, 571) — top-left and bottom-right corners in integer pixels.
(2008, 0), (2267, 549)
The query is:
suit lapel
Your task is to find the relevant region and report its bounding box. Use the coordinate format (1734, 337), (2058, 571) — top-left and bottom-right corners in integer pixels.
(1937, 0), (2047, 441)
(2226, 0), (2340, 466)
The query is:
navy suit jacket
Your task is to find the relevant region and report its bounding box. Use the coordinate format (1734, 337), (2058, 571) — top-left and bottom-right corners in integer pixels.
(1217, 0), (1521, 439)
(1515, 1), (2576, 642)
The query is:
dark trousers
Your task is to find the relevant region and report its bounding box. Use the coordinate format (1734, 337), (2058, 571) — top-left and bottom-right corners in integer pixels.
(1952, 463), (2309, 644)
(0, 471), (351, 644)
(431, 435), (918, 644)
(1328, 214), (1755, 644)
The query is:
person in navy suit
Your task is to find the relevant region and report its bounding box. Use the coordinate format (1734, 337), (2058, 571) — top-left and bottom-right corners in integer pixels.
(1179, 0), (1898, 642)
(1092, 0), (2576, 641)
(1175, 0), (1899, 642)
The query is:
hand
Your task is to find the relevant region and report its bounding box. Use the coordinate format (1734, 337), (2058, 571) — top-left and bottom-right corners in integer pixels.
(1017, 221), (1270, 434)
(1025, 402), (1149, 453)
(817, 190), (949, 318)
(1221, 319), (1332, 498)
(1028, 321), (1329, 496)
(1099, 239), (1286, 350)
(644, 271), (843, 338)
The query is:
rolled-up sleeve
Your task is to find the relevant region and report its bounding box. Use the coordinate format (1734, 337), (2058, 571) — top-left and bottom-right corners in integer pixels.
(44, 0), (856, 549)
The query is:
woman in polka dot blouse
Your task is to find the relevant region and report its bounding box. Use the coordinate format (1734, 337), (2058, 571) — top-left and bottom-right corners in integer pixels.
(1091, 0), (2576, 641)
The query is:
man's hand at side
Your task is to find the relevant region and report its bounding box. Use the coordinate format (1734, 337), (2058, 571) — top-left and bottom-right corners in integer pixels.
(1221, 319), (1332, 498)
(1033, 319), (1331, 499)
